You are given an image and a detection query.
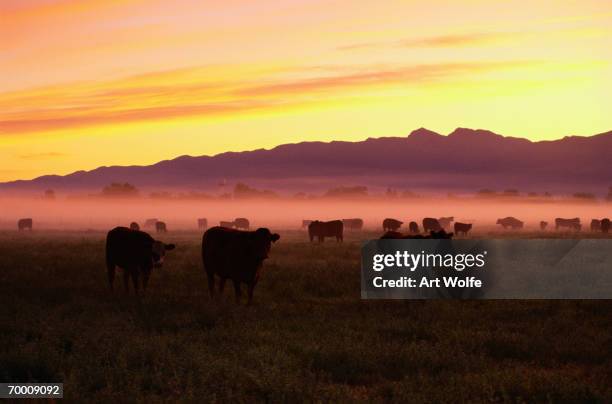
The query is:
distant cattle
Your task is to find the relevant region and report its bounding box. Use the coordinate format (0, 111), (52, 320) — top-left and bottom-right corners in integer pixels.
(438, 216), (454, 229)
(381, 230), (453, 239)
(555, 218), (581, 231)
(540, 221), (548, 231)
(220, 221), (235, 228)
(198, 218), (208, 230)
(302, 220), (313, 228)
(144, 218), (158, 228)
(155, 221), (167, 233)
(309, 220), (343, 242)
(202, 226), (280, 304)
(383, 218), (402, 232)
(590, 219), (601, 232)
(408, 221), (419, 234)
(129, 222), (140, 231)
(105, 226), (175, 294)
(342, 218), (364, 230)
(601, 218), (610, 234)
(496, 217), (524, 229)
(234, 218), (250, 230)
(18, 218), (33, 231)
(422, 217), (442, 232)
(454, 222), (472, 236)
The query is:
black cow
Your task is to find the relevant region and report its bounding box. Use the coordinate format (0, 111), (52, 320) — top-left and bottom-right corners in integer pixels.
(342, 218), (364, 230)
(309, 220), (343, 242)
(129, 222), (140, 231)
(383, 218), (402, 232)
(18, 218), (33, 231)
(540, 221), (548, 231)
(198, 218), (208, 230)
(438, 216), (454, 229)
(202, 226), (280, 304)
(496, 217), (524, 229)
(381, 230), (453, 239)
(144, 218), (158, 228)
(555, 217), (581, 231)
(234, 217), (250, 230)
(408, 221), (419, 234)
(590, 219), (601, 232)
(422, 217), (442, 232)
(601, 218), (610, 234)
(156, 221), (167, 233)
(454, 222), (472, 236)
(105, 227), (175, 294)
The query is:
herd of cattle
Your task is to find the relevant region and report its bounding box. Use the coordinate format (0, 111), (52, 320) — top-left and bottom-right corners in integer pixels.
(9, 214), (612, 304)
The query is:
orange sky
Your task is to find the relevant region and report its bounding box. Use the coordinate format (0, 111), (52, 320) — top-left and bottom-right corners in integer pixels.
(1, 0), (611, 181)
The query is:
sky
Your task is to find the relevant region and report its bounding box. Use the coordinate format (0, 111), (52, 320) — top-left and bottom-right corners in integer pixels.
(1, 0), (611, 181)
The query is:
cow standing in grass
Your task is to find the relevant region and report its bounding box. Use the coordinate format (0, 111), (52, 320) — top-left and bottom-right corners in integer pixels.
(422, 218), (442, 232)
(18, 218), (33, 231)
(202, 226), (280, 304)
(383, 218), (402, 232)
(106, 227), (175, 294)
(309, 220), (343, 242)
(156, 221), (167, 233)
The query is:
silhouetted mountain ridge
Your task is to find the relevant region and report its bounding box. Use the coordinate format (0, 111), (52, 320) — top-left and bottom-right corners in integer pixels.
(2, 128), (611, 194)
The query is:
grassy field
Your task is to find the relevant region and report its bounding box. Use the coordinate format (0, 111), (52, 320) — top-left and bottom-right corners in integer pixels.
(0, 230), (611, 402)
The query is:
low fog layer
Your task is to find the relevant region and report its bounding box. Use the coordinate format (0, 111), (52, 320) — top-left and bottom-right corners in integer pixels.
(0, 197), (609, 232)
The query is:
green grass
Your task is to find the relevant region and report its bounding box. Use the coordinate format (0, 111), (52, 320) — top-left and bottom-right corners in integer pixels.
(0, 230), (610, 402)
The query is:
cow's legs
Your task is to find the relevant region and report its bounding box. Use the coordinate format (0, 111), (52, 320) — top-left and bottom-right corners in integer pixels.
(107, 263), (116, 291)
(142, 269), (150, 291)
(247, 282), (256, 305)
(218, 277), (226, 294)
(131, 270), (140, 295)
(207, 273), (215, 298)
(233, 280), (242, 303)
(123, 269), (130, 293)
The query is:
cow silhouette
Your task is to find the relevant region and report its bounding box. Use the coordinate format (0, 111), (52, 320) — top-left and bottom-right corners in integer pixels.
(408, 221), (419, 234)
(18, 218), (33, 231)
(383, 218), (402, 232)
(309, 220), (343, 242)
(155, 221), (167, 233)
(422, 218), (442, 232)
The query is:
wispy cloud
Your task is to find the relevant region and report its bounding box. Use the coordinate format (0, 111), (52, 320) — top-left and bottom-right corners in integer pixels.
(18, 151), (66, 160)
(0, 60), (538, 135)
(338, 32), (514, 51)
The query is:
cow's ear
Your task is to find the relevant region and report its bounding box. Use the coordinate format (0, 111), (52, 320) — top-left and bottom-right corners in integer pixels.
(165, 243), (176, 250)
(271, 233), (280, 242)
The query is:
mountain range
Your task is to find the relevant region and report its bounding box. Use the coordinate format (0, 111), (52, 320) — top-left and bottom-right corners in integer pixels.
(2, 127), (611, 195)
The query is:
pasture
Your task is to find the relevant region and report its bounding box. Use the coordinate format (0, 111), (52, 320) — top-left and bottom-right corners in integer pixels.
(0, 230), (611, 402)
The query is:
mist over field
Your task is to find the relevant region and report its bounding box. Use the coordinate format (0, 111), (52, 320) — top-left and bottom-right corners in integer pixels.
(1, 196), (609, 232)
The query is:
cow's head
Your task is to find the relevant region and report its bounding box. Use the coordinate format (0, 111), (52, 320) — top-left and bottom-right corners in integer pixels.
(152, 241), (176, 268)
(496, 219), (502, 224)
(251, 228), (280, 260)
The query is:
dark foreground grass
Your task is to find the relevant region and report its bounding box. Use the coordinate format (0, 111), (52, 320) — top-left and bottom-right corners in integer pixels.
(0, 230), (610, 402)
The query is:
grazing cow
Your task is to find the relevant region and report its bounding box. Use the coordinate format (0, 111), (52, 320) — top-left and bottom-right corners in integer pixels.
(601, 218), (610, 234)
(555, 217), (581, 231)
(144, 218), (158, 228)
(383, 218), (403, 232)
(540, 221), (548, 231)
(422, 217), (442, 232)
(590, 219), (601, 232)
(105, 226), (175, 294)
(342, 218), (364, 231)
(302, 220), (313, 228)
(438, 216), (454, 229)
(408, 221), (419, 234)
(18, 218), (33, 231)
(309, 220), (343, 242)
(234, 217), (250, 230)
(381, 230), (453, 239)
(220, 221), (235, 228)
(155, 221), (167, 233)
(496, 217), (524, 229)
(454, 222), (472, 236)
(198, 218), (208, 230)
(202, 226), (280, 304)
(129, 222), (140, 231)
